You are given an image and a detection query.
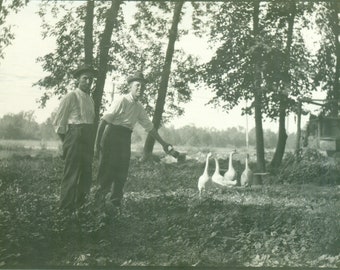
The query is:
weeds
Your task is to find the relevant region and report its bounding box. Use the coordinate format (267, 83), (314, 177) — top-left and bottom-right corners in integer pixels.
(0, 151), (339, 267)
(276, 148), (340, 185)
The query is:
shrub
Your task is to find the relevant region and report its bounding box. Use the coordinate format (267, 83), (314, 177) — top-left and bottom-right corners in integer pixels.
(276, 149), (340, 185)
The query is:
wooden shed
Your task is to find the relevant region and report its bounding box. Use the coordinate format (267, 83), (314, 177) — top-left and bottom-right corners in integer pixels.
(306, 115), (340, 155)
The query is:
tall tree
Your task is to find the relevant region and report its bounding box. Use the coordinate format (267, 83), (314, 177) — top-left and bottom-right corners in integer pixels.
(269, 1), (296, 169)
(199, 1), (266, 174)
(35, 2), (93, 106)
(114, 2), (199, 158)
(142, 1), (185, 160)
(92, 0), (122, 122)
(35, 1), (124, 121)
(252, 0), (266, 176)
(199, 0), (314, 172)
(314, 1), (340, 116)
(332, 1), (340, 115)
(262, 1), (315, 168)
(84, 0), (94, 66)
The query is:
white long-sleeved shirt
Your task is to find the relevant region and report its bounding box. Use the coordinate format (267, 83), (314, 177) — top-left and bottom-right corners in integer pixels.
(53, 88), (95, 134)
(102, 93), (153, 132)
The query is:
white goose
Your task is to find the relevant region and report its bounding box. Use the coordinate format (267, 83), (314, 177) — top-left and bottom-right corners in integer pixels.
(241, 153), (253, 187)
(223, 149), (238, 186)
(198, 152), (212, 197)
(211, 157), (225, 186)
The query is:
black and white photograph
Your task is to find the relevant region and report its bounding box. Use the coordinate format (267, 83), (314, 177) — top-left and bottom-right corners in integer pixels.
(0, 0), (339, 268)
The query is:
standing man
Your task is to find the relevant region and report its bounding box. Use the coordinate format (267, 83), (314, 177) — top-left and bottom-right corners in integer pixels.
(94, 71), (172, 209)
(53, 64), (98, 211)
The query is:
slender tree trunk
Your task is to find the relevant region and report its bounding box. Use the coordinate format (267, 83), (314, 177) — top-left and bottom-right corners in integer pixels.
(330, 1), (340, 116)
(270, 2), (295, 169)
(252, 0), (266, 183)
(295, 100), (302, 156)
(92, 0), (122, 123)
(271, 99), (288, 168)
(84, 0), (94, 66)
(142, 1), (184, 160)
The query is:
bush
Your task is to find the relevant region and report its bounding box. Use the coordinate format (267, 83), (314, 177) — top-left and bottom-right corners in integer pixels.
(276, 149), (340, 185)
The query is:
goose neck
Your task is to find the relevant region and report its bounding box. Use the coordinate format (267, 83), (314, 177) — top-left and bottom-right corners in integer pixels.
(204, 155), (210, 173)
(214, 158), (220, 172)
(229, 153), (233, 167)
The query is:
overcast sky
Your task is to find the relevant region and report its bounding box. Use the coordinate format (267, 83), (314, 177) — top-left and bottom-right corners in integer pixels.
(0, 1), (321, 133)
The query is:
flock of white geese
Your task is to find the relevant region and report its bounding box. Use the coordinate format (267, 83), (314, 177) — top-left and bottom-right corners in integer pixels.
(198, 150), (253, 197)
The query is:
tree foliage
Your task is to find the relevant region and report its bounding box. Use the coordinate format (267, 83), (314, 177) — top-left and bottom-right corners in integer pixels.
(0, 0), (26, 60)
(195, 1), (269, 173)
(263, 1), (315, 168)
(35, 1), (127, 110)
(35, 1), (198, 123)
(313, 1), (340, 116)
(195, 1), (318, 171)
(199, 1), (314, 120)
(123, 1), (200, 123)
(35, 2), (91, 107)
(261, 2), (315, 116)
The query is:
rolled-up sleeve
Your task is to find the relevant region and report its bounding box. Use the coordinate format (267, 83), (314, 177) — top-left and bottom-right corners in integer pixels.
(138, 107), (154, 132)
(53, 93), (74, 134)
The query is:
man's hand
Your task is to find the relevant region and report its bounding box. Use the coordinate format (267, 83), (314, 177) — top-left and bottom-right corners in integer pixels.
(162, 143), (172, 154)
(163, 143), (180, 159)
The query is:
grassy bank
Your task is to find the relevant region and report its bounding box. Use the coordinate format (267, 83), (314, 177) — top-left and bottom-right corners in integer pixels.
(0, 148), (339, 268)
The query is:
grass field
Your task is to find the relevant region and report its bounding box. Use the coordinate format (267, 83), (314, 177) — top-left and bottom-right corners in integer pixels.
(0, 141), (339, 268)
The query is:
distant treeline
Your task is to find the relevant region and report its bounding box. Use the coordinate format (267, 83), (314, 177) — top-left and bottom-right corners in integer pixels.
(0, 111), (57, 141)
(0, 111), (297, 149)
(158, 125), (297, 150)
(134, 123), (297, 149)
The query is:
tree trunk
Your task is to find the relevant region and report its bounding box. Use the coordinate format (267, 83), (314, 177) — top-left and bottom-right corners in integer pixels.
(330, 1), (340, 116)
(271, 98), (288, 168)
(295, 100), (302, 156)
(92, 0), (122, 123)
(252, 0), (266, 184)
(270, 2), (295, 169)
(142, 1), (184, 160)
(84, 0), (94, 66)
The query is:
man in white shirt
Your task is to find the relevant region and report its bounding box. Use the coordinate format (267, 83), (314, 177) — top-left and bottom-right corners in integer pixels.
(53, 64), (97, 211)
(94, 71), (172, 209)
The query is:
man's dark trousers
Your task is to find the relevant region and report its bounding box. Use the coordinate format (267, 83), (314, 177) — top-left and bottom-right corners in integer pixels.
(97, 124), (132, 206)
(60, 124), (95, 210)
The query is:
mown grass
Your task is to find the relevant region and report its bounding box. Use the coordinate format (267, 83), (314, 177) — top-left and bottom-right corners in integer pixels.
(0, 147), (339, 268)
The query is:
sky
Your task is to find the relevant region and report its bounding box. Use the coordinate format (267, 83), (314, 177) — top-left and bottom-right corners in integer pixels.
(0, 1), (322, 133)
